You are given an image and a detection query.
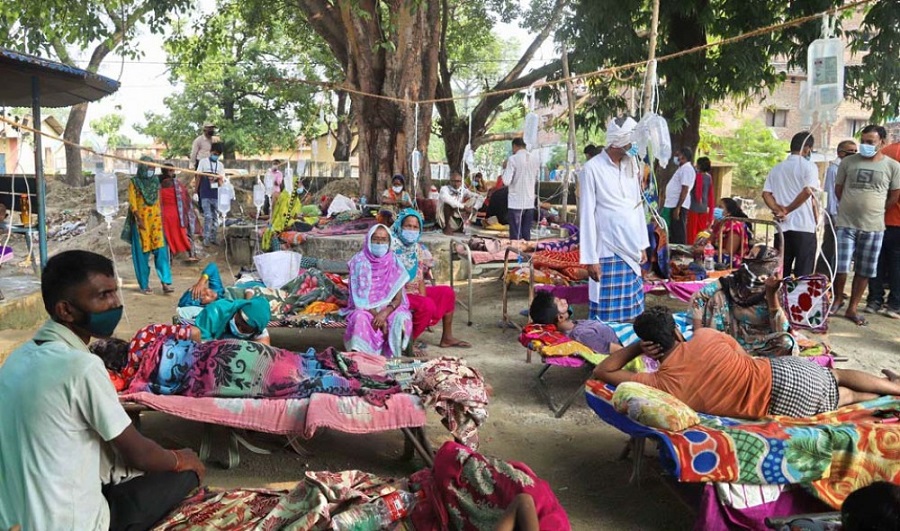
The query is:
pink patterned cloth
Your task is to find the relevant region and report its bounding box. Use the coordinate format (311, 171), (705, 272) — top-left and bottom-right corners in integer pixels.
(410, 357), (488, 450)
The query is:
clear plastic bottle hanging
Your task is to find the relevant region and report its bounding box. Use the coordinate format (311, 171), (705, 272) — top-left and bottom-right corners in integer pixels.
(253, 178), (266, 215)
(94, 172), (119, 227)
(217, 180), (234, 223)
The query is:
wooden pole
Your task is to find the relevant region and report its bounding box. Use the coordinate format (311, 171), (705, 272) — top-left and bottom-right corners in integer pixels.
(561, 46), (577, 225)
(642, 0), (661, 115)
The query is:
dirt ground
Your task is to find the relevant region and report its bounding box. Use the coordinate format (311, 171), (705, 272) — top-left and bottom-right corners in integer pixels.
(2, 180), (899, 529)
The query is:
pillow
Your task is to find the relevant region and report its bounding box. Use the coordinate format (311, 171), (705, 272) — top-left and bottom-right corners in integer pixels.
(612, 382), (700, 431)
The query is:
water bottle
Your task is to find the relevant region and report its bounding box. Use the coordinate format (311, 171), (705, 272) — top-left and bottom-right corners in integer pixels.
(330, 490), (419, 531)
(703, 243), (715, 271)
(360, 195), (367, 211)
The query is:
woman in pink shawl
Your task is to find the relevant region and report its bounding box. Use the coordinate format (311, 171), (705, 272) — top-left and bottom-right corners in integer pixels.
(343, 224), (412, 358)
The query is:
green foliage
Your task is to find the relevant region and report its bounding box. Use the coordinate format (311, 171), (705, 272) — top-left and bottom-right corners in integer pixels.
(845, 2), (900, 123)
(718, 119), (788, 190)
(546, 127), (606, 168)
(136, 1), (328, 158)
(564, 0), (843, 142)
(90, 113), (131, 149)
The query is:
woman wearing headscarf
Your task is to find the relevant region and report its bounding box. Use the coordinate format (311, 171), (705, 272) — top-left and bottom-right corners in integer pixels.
(689, 245), (796, 357)
(158, 161), (199, 261)
(381, 174), (413, 212)
(392, 208), (470, 352)
(126, 155), (173, 294)
(343, 224), (412, 358)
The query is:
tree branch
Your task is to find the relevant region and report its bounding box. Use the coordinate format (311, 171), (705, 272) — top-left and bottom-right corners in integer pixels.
(475, 132), (520, 145)
(295, 0), (349, 67)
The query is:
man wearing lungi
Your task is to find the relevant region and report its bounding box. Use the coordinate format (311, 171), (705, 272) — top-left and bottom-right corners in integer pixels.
(579, 116), (649, 322)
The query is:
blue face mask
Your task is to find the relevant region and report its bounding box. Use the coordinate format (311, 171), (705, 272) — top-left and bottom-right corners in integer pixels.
(400, 229), (419, 244)
(627, 145), (639, 158)
(73, 303), (123, 338)
(859, 144), (878, 158)
(209, 154), (220, 162)
(370, 243), (390, 258)
(228, 317), (253, 339)
(713, 207), (724, 221)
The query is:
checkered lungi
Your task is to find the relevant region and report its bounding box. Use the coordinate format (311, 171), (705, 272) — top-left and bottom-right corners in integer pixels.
(835, 227), (884, 278)
(588, 255), (644, 322)
(767, 356), (839, 417)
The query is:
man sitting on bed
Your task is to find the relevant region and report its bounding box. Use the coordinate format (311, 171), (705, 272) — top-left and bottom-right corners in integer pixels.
(593, 305), (900, 419)
(0, 250), (205, 531)
(529, 291), (622, 354)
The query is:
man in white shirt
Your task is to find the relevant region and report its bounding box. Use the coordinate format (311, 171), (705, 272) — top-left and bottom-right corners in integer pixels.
(763, 131), (821, 277)
(662, 147), (696, 245)
(0, 250), (205, 531)
(818, 139), (858, 276)
(437, 171), (480, 235)
(195, 143), (226, 246)
(189, 122), (217, 170)
(579, 117), (650, 322)
(502, 137), (541, 240)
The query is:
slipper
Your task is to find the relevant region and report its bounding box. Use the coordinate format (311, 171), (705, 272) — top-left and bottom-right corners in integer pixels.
(162, 284), (175, 294)
(829, 301), (845, 314)
(184, 256), (201, 263)
(414, 341), (429, 350)
(845, 314), (868, 327)
(140, 288), (153, 295)
(440, 340), (472, 349)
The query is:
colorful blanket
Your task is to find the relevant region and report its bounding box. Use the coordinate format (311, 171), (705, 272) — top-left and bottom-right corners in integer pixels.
(531, 249), (586, 282)
(519, 323), (604, 365)
(410, 357), (488, 450)
(586, 380), (900, 508)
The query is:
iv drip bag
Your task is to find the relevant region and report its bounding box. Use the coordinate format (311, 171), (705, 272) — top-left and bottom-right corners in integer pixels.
(253, 179), (266, 210)
(523, 112), (539, 150)
(94, 172), (119, 218)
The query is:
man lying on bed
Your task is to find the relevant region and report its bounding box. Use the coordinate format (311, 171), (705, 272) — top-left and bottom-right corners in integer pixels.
(529, 291), (622, 353)
(0, 251), (205, 531)
(593, 305), (900, 419)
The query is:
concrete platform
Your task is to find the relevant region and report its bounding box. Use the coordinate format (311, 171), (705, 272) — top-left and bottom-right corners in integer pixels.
(226, 229), (483, 283)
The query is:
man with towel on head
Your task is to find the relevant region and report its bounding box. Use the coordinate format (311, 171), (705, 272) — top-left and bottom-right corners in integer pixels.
(579, 116), (649, 322)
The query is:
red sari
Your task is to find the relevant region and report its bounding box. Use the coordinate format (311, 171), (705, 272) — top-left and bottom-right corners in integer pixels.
(160, 186), (192, 254)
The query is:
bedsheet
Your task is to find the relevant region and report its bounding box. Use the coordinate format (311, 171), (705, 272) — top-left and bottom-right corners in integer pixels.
(586, 380), (900, 508)
(533, 279), (711, 305)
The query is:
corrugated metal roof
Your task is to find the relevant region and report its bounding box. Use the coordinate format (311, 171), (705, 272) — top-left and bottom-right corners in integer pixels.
(0, 48), (120, 107)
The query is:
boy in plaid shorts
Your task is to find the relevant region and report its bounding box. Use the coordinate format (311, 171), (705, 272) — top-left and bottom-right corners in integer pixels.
(594, 306), (900, 419)
(832, 124), (900, 327)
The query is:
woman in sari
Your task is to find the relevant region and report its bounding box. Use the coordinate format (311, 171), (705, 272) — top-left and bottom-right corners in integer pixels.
(711, 197), (752, 266)
(126, 156), (174, 294)
(343, 224), (412, 358)
(392, 208), (470, 352)
(158, 161), (199, 261)
(690, 245), (796, 357)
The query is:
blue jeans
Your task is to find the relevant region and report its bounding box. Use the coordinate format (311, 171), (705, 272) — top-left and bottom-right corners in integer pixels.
(201, 198), (218, 245)
(867, 226), (900, 311)
(508, 208), (534, 241)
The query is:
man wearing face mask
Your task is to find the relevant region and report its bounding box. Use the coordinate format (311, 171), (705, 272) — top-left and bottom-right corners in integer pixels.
(437, 171), (480, 235)
(0, 250), (205, 531)
(195, 143), (226, 246)
(189, 122), (217, 170)
(662, 147), (696, 245)
(578, 116), (649, 322)
(818, 140), (858, 277)
(762, 131), (820, 278)
(831, 124), (900, 326)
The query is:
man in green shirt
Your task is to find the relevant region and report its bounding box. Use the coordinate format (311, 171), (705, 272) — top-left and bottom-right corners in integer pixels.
(832, 124), (900, 326)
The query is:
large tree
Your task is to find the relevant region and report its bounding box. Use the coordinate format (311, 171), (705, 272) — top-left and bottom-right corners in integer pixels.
(436, 0), (570, 175)
(137, 1), (324, 160)
(564, 0), (844, 155)
(0, 0), (190, 185)
(292, 0), (442, 199)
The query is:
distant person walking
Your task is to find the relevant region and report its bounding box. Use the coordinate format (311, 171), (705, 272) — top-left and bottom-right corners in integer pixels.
(195, 143), (226, 246)
(763, 131), (820, 277)
(158, 161), (199, 261)
(126, 156), (173, 295)
(189, 122), (217, 170)
(687, 156), (714, 244)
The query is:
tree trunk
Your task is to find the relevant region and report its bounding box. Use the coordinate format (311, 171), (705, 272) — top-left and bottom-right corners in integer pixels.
(332, 91), (352, 163)
(222, 95), (236, 161)
(297, 0), (441, 200)
(62, 103), (89, 186)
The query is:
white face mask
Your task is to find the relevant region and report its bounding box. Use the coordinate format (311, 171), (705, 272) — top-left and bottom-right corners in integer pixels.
(392, 185), (403, 193)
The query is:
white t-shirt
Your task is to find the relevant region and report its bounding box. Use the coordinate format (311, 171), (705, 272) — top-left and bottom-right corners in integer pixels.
(664, 162), (696, 209)
(502, 150), (541, 210)
(763, 155), (820, 233)
(0, 321), (132, 531)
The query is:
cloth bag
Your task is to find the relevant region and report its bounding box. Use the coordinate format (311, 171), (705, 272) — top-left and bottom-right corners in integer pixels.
(254, 250), (302, 289)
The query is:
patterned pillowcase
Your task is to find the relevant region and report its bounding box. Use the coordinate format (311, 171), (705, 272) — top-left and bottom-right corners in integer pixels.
(612, 382), (700, 432)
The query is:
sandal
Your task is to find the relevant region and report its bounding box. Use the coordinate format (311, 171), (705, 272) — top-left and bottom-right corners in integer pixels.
(440, 339), (472, 349)
(140, 288), (153, 295)
(162, 284), (175, 294)
(829, 301), (845, 314)
(844, 314), (868, 327)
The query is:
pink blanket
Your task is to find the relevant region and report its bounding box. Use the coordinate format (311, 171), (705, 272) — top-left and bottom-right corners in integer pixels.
(534, 280), (709, 306)
(120, 392), (426, 438)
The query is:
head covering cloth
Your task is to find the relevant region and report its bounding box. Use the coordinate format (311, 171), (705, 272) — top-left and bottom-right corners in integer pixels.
(391, 208), (424, 280)
(606, 117), (638, 148)
(347, 224), (410, 310)
(720, 245), (780, 308)
(133, 155), (160, 205)
(194, 296), (271, 341)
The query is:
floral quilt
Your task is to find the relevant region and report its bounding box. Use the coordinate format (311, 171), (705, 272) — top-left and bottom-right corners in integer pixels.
(586, 380), (900, 508)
